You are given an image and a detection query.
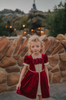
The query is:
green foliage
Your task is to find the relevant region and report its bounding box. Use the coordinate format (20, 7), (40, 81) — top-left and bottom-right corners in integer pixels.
(46, 1), (66, 37)
(15, 9), (22, 13)
(0, 17), (15, 36)
(0, 17), (9, 36)
(0, 9), (25, 14)
(16, 16), (31, 30)
(11, 31), (17, 36)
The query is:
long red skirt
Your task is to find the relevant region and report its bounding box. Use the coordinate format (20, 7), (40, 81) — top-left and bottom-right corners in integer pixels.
(16, 70), (50, 99)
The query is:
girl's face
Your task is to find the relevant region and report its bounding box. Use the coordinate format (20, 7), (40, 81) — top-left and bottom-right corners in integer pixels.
(30, 41), (42, 54)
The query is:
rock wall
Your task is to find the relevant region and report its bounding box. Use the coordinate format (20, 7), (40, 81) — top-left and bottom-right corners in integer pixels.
(0, 34), (66, 93)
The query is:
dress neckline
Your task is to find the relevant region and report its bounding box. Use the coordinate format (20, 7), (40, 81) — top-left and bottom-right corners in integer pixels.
(30, 54), (44, 70)
(31, 54), (42, 60)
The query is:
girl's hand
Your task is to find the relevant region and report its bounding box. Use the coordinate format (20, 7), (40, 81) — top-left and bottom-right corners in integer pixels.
(48, 82), (50, 89)
(16, 82), (21, 90)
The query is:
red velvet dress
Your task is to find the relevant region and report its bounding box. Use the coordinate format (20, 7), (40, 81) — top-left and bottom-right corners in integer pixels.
(16, 54), (50, 99)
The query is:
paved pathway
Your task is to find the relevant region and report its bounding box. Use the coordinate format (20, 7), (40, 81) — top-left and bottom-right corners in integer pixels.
(0, 82), (66, 100)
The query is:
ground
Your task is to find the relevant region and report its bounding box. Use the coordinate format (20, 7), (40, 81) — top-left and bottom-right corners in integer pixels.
(0, 81), (66, 100)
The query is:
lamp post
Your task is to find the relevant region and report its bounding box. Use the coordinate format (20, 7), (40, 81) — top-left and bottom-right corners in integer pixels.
(9, 26), (12, 29)
(31, 29), (34, 35)
(22, 24), (25, 35)
(24, 31), (27, 35)
(37, 27), (41, 36)
(9, 26), (12, 36)
(22, 24), (25, 28)
(41, 31), (44, 35)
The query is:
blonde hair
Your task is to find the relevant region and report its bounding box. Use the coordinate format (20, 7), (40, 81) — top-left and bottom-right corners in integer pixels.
(27, 34), (45, 55)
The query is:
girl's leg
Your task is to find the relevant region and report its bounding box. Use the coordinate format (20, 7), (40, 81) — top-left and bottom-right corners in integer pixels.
(38, 95), (43, 100)
(31, 99), (36, 100)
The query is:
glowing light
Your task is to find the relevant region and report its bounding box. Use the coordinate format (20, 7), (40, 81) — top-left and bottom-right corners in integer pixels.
(38, 27), (40, 29)
(9, 26), (12, 28)
(31, 32), (34, 34)
(41, 31), (44, 35)
(31, 29), (34, 32)
(37, 31), (40, 33)
(5, 26), (7, 28)
(22, 25), (25, 28)
(24, 31), (27, 34)
(14, 28), (16, 31)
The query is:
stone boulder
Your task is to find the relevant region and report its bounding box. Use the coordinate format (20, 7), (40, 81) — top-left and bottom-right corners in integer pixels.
(7, 73), (20, 86)
(0, 69), (7, 84)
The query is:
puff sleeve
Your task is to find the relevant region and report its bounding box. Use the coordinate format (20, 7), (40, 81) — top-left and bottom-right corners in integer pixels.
(23, 55), (30, 66)
(44, 54), (49, 65)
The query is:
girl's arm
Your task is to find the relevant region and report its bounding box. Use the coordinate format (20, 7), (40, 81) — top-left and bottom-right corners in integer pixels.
(44, 65), (49, 84)
(18, 65), (27, 83)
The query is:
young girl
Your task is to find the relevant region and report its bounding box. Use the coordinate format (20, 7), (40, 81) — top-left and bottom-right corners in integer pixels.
(16, 34), (50, 100)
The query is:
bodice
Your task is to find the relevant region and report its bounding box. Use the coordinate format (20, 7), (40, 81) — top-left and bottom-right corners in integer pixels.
(23, 54), (49, 72)
(32, 55), (43, 72)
